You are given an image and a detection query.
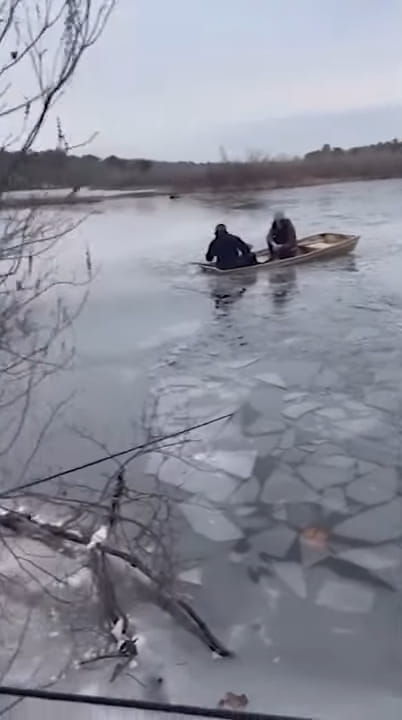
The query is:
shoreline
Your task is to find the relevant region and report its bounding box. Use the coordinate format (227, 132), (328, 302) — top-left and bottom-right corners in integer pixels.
(0, 175), (399, 209)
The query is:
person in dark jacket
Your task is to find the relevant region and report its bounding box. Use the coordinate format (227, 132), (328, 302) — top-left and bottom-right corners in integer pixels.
(206, 224), (257, 270)
(267, 211), (297, 260)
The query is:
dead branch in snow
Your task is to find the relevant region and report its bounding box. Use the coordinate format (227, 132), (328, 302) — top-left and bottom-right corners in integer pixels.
(0, 506), (233, 658)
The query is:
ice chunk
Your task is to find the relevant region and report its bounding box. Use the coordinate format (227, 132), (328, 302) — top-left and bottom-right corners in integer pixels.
(226, 356), (260, 369)
(365, 390), (399, 413)
(300, 537), (330, 567)
(159, 456), (237, 502)
(279, 429), (296, 450)
(316, 578), (374, 613)
(299, 464), (352, 490)
(179, 502), (243, 542)
(255, 372), (287, 389)
(278, 360), (321, 386)
(347, 469), (397, 506)
(272, 504), (288, 521)
(337, 546), (401, 571)
(252, 433), (281, 454)
(252, 525), (297, 559)
(246, 385), (285, 417)
(273, 561), (307, 598)
(282, 448), (306, 464)
(178, 567), (203, 585)
(315, 369), (339, 388)
(285, 392), (307, 402)
(144, 452), (164, 476)
(262, 469), (317, 504)
(317, 407), (347, 421)
(334, 499), (402, 543)
(283, 401), (322, 420)
(234, 506), (255, 517)
(204, 449), (257, 479)
(229, 477), (260, 504)
(343, 400), (371, 416)
(357, 461), (380, 475)
(321, 487), (348, 513)
(246, 417), (285, 436)
(339, 417), (390, 439)
(315, 454), (355, 470)
(347, 437), (399, 466)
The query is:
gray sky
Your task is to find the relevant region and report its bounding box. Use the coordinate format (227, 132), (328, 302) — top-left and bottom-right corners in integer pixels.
(50, 0), (402, 160)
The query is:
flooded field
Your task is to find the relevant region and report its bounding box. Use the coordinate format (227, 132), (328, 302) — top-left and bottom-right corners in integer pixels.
(3, 178), (402, 719)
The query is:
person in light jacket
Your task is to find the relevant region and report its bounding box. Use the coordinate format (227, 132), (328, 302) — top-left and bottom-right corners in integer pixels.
(267, 211), (297, 260)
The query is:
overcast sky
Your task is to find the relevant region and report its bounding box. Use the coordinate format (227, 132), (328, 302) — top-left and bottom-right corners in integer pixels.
(46, 0), (402, 160)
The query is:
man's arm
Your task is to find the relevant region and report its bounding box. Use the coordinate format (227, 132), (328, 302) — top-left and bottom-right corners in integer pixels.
(235, 236), (250, 256)
(283, 220), (297, 249)
(206, 239), (216, 262)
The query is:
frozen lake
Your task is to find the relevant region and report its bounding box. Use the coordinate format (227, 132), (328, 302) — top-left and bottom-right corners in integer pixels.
(3, 178), (402, 719)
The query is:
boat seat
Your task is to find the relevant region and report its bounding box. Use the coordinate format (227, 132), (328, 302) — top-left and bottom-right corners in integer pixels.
(304, 241), (329, 251)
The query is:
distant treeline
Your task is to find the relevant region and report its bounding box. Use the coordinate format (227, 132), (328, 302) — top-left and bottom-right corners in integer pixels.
(2, 139), (402, 192)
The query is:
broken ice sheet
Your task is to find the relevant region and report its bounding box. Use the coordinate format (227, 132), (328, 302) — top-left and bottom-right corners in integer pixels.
(234, 506), (256, 517)
(314, 454), (355, 470)
(225, 356), (260, 369)
(201, 449), (257, 479)
(246, 384), (285, 417)
(334, 499), (402, 543)
(255, 372), (287, 389)
(252, 525), (297, 559)
(262, 468), (317, 504)
(280, 429), (296, 450)
(320, 487), (348, 514)
(315, 578), (374, 613)
(346, 468), (397, 506)
(365, 390), (399, 413)
(179, 501), (243, 542)
(144, 452), (164, 476)
(283, 401), (322, 420)
(158, 456), (237, 502)
(273, 561), (307, 598)
(316, 407), (347, 421)
(337, 546), (401, 572)
(277, 360), (321, 386)
(300, 537), (331, 567)
(315, 369), (339, 388)
(299, 464), (352, 490)
(246, 414), (285, 439)
(229, 477), (260, 504)
(337, 416), (390, 440)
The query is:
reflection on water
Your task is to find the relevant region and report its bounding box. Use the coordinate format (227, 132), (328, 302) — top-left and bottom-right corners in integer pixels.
(268, 266), (298, 309)
(207, 271), (258, 312)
